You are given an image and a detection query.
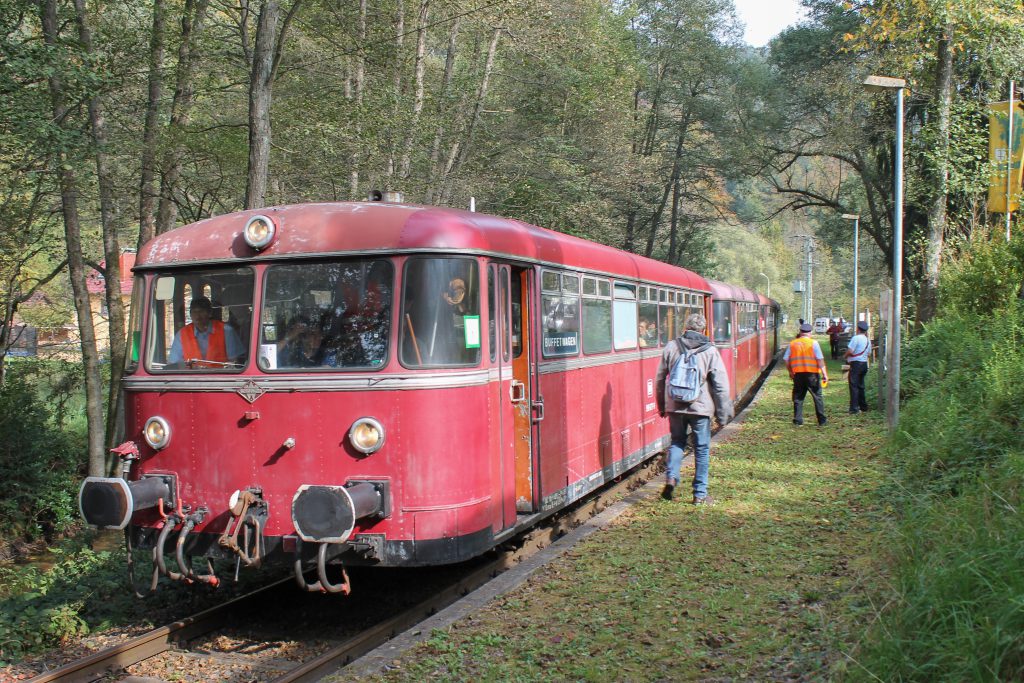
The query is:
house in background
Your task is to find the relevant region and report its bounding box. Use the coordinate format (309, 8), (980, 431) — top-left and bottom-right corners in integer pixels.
(4, 250), (136, 360)
(85, 249), (136, 356)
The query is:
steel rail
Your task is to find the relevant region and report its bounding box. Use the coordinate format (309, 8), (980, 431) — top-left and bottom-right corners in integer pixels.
(26, 577), (293, 683)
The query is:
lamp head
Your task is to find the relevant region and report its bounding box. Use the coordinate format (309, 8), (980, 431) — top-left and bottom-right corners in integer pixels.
(863, 75), (906, 92)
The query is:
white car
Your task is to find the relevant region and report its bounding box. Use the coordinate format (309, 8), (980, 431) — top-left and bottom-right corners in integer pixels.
(813, 317), (830, 334)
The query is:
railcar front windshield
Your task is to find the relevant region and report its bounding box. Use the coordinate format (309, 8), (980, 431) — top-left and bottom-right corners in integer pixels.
(145, 267), (255, 372)
(259, 259), (393, 371)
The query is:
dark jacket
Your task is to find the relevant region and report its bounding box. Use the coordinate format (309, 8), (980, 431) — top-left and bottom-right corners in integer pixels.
(655, 331), (734, 423)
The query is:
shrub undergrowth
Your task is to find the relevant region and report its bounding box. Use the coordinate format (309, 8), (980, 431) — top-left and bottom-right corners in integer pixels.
(0, 360), (88, 545)
(851, 234), (1024, 681)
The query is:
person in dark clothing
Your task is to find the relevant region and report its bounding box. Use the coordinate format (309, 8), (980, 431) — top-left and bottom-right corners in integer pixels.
(844, 320), (872, 413)
(826, 320), (843, 360)
(655, 313), (734, 505)
(784, 323), (829, 426)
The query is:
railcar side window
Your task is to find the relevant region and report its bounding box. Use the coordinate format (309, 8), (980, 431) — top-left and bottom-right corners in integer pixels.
(146, 267), (254, 372)
(124, 276), (145, 374)
(401, 258), (481, 367)
(541, 270), (580, 358)
(713, 301), (732, 343)
(260, 260), (392, 370)
(582, 276), (611, 354)
(613, 283), (638, 351)
(660, 291), (679, 344)
(638, 286), (658, 348)
(738, 303), (756, 337)
(675, 292), (688, 337)
(489, 267), (497, 362)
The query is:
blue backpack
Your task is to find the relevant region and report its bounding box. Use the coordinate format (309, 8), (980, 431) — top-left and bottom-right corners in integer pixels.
(668, 339), (710, 403)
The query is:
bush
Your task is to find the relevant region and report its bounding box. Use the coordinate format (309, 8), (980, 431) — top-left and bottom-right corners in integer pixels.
(0, 360), (88, 543)
(851, 234), (1024, 680)
(938, 232), (1024, 318)
(892, 306), (1024, 494)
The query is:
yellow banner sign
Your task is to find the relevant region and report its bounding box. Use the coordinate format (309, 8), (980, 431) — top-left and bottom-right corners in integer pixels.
(988, 101), (1024, 213)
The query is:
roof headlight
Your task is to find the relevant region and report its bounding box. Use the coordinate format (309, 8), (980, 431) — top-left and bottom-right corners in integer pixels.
(349, 417), (385, 454)
(243, 214), (277, 250)
(144, 416), (171, 450)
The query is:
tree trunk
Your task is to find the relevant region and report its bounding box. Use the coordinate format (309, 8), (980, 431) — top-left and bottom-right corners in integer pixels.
(348, 0), (366, 199)
(439, 27), (501, 205)
(918, 27), (954, 326)
(137, 0), (166, 250)
(40, 0), (106, 476)
(245, 1), (280, 209)
(156, 0), (211, 234)
(645, 111), (690, 258)
(667, 177), (681, 263)
(425, 14), (459, 204)
(385, 0), (404, 179)
(622, 210), (637, 252)
(400, 0), (430, 180)
(72, 0), (128, 449)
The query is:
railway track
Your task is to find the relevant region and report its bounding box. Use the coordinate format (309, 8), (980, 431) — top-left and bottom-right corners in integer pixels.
(27, 459), (659, 683)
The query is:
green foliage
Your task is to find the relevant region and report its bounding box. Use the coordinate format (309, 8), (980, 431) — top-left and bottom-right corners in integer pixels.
(853, 257), (1024, 677)
(0, 360), (87, 542)
(895, 305), (1024, 493)
(938, 232), (1024, 318)
(0, 544), (117, 665)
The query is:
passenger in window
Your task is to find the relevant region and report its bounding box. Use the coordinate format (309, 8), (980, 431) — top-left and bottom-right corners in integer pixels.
(443, 278), (468, 314)
(279, 316), (325, 368)
(325, 279), (390, 367)
(168, 296), (245, 369)
(435, 277), (470, 361)
(638, 318), (657, 347)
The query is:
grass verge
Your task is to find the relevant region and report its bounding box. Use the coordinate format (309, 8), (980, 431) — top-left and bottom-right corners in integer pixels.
(350, 356), (893, 682)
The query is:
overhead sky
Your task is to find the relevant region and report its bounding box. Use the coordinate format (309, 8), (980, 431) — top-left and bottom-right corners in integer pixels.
(732, 0), (807, 47)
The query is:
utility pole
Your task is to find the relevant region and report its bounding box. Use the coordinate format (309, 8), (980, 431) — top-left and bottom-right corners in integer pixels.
(794, 235), (815, 321)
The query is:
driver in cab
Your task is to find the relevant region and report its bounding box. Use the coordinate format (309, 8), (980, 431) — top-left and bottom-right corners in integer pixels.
(168, 296), (245, 368)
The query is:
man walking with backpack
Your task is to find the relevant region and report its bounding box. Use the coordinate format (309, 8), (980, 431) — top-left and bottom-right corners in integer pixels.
(655, 313), (734, 504)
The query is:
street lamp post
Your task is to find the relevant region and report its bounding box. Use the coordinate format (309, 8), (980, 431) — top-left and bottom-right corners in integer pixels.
(864, 74), (906, 430)
(759, 272), (770, 298)
(841, 214), (859, 326)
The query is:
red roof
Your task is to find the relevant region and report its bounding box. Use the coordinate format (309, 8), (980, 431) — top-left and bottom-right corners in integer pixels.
(137, 202), (710, 291)
(86, 251), (136, 295)
(707, 279), (759, 303)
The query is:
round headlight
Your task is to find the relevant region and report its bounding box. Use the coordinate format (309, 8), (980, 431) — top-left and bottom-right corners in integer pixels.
(243, 214), (276, 250)
(144, 416), (171, 450)
(349, 417), (385, 454)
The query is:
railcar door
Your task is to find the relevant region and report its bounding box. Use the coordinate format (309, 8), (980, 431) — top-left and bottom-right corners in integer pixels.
(494, 264), (536, 524)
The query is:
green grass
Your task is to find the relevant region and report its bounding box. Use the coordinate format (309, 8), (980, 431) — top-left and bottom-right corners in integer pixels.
(847, 305), (1024, 682)
(351, 357), (893, 682)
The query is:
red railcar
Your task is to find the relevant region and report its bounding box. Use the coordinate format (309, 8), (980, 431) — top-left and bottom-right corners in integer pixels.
(707, 281), (779, 403)
(80, 200), (748, 593)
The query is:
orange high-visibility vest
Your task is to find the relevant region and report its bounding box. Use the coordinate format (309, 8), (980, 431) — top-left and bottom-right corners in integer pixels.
(788, 336), (820, 374)
(180, 320), (228, 367)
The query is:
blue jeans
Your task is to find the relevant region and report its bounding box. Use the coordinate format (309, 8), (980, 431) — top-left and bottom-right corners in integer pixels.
(665, 414), (711, 498)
